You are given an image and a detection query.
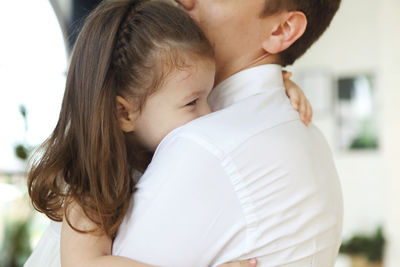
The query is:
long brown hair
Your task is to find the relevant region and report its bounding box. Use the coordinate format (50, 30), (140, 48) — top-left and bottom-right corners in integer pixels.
(28, 0), (213, 238)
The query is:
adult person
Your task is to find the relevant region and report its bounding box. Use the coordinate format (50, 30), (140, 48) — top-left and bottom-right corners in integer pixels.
(112, 0), (343, 266)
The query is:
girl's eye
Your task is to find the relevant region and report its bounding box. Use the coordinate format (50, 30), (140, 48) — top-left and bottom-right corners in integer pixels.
(187, 98), (198, 106)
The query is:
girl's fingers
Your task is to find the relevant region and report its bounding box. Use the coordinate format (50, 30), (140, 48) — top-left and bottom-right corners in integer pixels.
(247, 258), (257, 267)
(282, 73), (313, 125)
(282, 70), (292, 80)
(299, 97), (308, 125)
(218, 258), (257, 267)
(306, 99), (313, 125)
(287, 87), (300, 110)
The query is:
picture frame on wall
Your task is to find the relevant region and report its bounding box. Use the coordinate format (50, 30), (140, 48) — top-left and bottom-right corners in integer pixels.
(336, 74), (379, 151)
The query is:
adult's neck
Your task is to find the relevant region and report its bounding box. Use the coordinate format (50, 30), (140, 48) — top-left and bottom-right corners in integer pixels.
(214, 52), (281, 86)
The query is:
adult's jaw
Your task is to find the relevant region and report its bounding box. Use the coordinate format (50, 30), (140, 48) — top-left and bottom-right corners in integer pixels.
(173, 0), (281, 86)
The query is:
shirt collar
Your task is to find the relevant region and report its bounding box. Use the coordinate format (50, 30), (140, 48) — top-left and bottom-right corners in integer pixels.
(208, 64), (284, 111)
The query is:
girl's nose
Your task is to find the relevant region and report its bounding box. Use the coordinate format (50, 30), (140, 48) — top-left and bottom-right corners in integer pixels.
(175, 0), (195, 11)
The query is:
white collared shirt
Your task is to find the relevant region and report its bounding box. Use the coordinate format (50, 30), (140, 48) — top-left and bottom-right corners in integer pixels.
(113, 64), (344, 267)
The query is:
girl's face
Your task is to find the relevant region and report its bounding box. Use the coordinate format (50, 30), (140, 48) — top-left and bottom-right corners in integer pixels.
(132, 57), (215, 151)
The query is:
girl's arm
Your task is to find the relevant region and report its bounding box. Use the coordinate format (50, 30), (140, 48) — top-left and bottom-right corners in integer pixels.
(60, 202), (151, 267)
(60, 202), (257, 267)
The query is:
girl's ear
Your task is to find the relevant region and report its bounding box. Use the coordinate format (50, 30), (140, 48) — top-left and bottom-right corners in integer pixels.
(262, 11), (307, 55)
(116, 96), (136, 132)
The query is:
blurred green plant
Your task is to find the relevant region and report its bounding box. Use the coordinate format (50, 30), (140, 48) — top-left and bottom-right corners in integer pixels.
(14, 104), (32, 161)
(340, 226), (385, 263)
(14, 145), (29, 161)
(350, 120), (379, 150)
(0, 218), (32, 267)
(1, 104), (34, 266)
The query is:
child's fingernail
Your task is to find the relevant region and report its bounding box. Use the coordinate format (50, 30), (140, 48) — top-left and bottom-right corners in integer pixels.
(249, 258), (257, 266)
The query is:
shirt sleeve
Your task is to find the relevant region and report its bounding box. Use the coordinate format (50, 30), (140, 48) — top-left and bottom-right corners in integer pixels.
(112, 134), (247, 267)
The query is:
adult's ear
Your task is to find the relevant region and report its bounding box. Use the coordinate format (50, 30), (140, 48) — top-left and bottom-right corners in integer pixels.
(116, 95), (136, 133)
(174, 0), (195, 11)
(262, 11), (307, 54)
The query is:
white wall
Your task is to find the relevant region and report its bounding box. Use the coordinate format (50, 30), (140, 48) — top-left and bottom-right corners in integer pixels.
(379, 0), (400, 266)
(287, 0), (400, 265)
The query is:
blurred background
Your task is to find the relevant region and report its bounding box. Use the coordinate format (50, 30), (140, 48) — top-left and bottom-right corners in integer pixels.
(0, 0), (398, 266)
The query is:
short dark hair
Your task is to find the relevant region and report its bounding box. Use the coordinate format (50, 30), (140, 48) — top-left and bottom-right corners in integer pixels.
(263, 0), (341, 66)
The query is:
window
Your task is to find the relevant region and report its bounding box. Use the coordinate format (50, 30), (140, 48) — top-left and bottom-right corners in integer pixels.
(0, 0), (67, 173)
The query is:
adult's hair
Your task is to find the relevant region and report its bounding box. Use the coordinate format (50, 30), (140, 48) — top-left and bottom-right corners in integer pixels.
(28, 0), (212, 238)
(263, 0), (341, 66)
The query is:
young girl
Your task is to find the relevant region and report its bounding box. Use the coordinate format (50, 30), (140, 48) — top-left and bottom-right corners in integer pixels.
(26, 0), (311, 266)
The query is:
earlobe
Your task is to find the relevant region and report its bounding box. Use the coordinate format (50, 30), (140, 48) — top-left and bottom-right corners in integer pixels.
(116, 96), (136, 132)
(262, 11), (307, 54)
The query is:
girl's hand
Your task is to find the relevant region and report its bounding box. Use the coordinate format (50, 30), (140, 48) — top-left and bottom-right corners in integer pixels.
(218, 258), (257, 267)
(283, 71), (313, 126)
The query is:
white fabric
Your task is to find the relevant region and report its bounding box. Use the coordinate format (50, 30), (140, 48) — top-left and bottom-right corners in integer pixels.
(24, 221), (61, 267)
(25, 64), (343, 267)
(112, 64), (343, 266)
